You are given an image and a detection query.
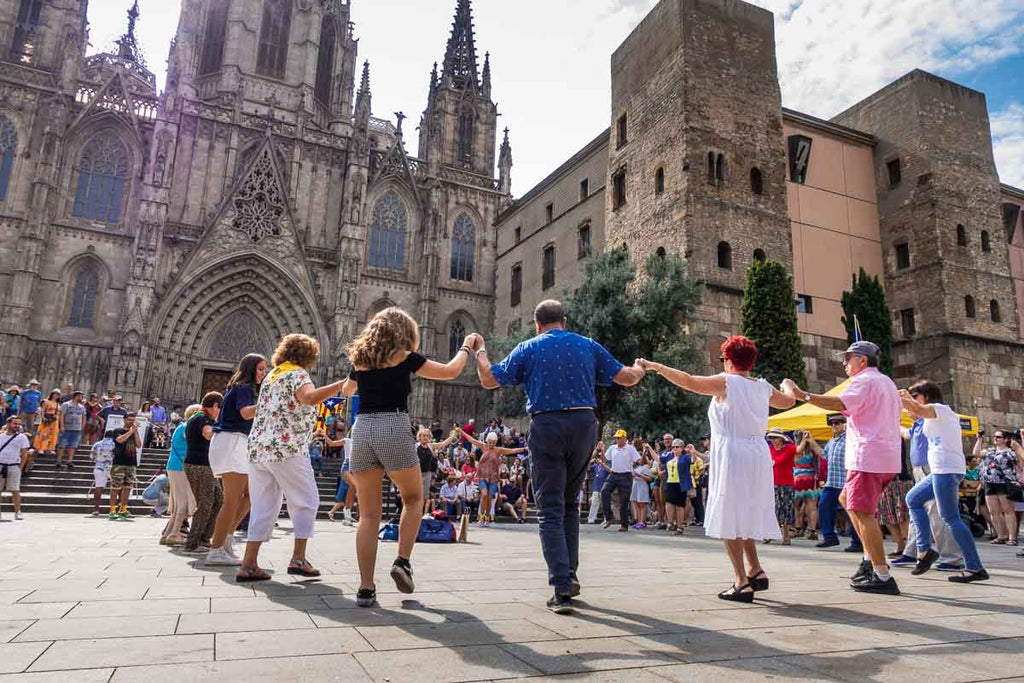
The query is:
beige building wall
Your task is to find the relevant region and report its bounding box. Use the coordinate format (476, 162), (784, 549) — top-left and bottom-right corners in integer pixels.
(784, 112), (883, 340)
(495, 131), (609, 335)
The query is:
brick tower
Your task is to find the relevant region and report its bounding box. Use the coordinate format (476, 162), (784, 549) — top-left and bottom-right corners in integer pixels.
(603, 0), (792, 354)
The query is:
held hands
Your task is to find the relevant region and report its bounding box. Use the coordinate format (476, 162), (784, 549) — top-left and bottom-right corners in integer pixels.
(636, 358), (657, 372)
(780, 378), (805, 400)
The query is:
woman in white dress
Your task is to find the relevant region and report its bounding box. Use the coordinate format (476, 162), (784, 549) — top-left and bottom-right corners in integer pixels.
(641, 335), (795, 602)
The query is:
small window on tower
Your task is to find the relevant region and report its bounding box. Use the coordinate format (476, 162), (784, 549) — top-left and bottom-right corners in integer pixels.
(579, 178), (589, 202)
(578, 222), (591, 260)
(616, 113), (628, 149)
(612, 168), (627, 209)
(900, 308), (916, 337)
(895, 242), (910, 270)
(887, 158), (902, 189)
(795, 294), (814, 314)
(545, 203), (554, 224)
(510, 263), (522, 307)
(717, 241), (732, 270)
(655, 167), (665, 195)
(753, 248), (766, 263)
(990, 299), (1001, 323)
(981, 230), (991, 252)
(716, 154), (726, 183)
(965, 295), (976, 319)
(542, 244), (556, 290)
(514, 226), (521, 245)
(956, 224), (967, 247)
(750, 167), (764, 195)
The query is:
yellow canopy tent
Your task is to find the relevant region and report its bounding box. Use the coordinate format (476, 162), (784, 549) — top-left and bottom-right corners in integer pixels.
(767, 379), (979, 442)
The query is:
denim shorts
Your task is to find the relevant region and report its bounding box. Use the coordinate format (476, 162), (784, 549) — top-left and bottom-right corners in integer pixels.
(57, 430), (82, 449)
(480, 479), (499, 497)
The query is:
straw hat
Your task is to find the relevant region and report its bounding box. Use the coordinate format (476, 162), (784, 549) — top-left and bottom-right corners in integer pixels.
(765, 429), (792, 443)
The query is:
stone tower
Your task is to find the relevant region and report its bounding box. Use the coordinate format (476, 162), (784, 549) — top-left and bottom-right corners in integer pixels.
(833, 70), (1023, 422)
(603, 0), (791, 356)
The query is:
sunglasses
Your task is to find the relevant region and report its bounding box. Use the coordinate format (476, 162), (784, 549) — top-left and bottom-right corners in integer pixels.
(827, 421), (843, 426)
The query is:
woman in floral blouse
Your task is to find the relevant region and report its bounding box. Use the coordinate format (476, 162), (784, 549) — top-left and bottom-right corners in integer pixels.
(236, 334), (344, 582)
(972, 430), (1024, 546)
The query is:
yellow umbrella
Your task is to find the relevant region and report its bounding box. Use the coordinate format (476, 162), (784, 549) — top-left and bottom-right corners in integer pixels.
(767, 379), (979, 442)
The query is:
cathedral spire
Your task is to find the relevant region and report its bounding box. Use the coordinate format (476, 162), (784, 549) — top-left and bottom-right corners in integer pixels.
(429, 62), (439, 96)
(441, 0), (480, 92)
(115, 0), (142, 63)
(498, 127), (513, 195)
(481, 52), (491, 99)
(355, 61), (371, 129)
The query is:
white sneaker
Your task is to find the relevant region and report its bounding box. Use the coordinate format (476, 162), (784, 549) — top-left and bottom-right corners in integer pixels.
(14, 512), (23, 520)
(343, 510), (354, 526)
(223, 535), (238, 558)
(204, 547), (241, 566)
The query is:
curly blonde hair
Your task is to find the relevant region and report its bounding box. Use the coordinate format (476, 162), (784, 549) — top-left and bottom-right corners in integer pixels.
(272, 333), (320, 368)
(348, 307), (420, 369)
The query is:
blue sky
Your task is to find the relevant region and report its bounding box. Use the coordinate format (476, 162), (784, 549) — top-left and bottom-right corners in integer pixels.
(91, 0), (1024, 192)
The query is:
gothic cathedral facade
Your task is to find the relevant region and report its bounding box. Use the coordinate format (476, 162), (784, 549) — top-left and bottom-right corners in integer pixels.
(0, 0), (512, 422)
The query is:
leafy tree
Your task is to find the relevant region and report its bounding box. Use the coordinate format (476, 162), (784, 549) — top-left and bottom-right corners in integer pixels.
(739, 259), (806, 388)
(486, 324), (533, 418)
(563, 248), (708, 441)
(841, 267), (894, 376)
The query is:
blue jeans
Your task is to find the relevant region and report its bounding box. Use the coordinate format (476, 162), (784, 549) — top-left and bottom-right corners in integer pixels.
(906, 473), (983, 571)
(818, 486), (862, 547)
(528, 410), (598, 595)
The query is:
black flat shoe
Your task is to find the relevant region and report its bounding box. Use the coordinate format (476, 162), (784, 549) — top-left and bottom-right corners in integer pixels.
(948, 569), (989, 583)
(851, 573), (900, 595)
(718, 583), (755, 603)
(911, 548), (939, 576)
(747, 570), (769, 592)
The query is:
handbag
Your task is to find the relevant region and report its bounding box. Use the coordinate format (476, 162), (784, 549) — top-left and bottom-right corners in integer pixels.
(1007, 480), (1024, 503)
(43, 412), (56, 424)
(416, 518), (456, 543)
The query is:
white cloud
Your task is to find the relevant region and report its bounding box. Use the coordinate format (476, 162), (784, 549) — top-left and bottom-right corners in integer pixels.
(991, 102), (1024, 188)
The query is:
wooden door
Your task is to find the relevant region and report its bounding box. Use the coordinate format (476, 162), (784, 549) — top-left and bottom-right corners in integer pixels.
(201, 369), (233, 396)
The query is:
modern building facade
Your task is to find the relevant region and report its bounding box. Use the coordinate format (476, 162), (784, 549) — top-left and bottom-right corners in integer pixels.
(494, 0), (1024, 428)
(0, 0), (509, 422)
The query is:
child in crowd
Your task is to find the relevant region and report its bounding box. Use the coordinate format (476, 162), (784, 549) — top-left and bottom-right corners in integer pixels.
(308, 430), (326, 477)
(89, 431), (115, 517)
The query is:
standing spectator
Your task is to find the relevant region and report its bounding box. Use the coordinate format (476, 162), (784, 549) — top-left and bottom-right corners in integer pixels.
(642, 335), (796, 602)
(793, 431), (821, 540)
(461, 430), (527, 527)
(767, 430), (796, 545)
(900, 380), (989, 583)
(162, 404), (198, 545)
(326, 427), (356, 524)
(655, 433), (674, 529)
(150, 398), (168, 447)
(184, 393), (223, 553)
(89, 430), (115, 517)
(57, 391), (86, 469)
(602, 430), (640, 531)
(83, 393), (102, 446)
(586, 443), (608, 524)
(688, 443), (707, 526)
(974, 428), (1024, 546)
(98, 396), (127, 435)
(666, 439), (696, 534)
(474, 299), (644, 613)
(876, 440), (913, 558)
(814, 415), (863, 551)
(308, 432), (326, 477)
(34, 389), (61, 461)
(18, 380), (41, 437)
(416, 427), (458, 516)
(169, 405), (184, 430)
(3, 386), (19, 421)
(783, 341), (903, 595)
(0, 416), (30, 520)
(461, 418), (477, 447)
(61, 383), (74, 403)
(108, 412), (143, 519)
(631, 447), (654, 529)
(206, 354), (265, 567)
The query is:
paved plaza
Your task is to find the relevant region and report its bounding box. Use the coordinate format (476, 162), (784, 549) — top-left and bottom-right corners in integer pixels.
(1, 514), (1024, 682)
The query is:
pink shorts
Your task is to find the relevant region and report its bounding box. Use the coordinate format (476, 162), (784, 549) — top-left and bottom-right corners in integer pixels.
(842, 470), (895, 514)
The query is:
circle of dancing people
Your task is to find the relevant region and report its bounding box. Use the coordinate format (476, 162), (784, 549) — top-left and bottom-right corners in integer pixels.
(21, 299), (1016, 614)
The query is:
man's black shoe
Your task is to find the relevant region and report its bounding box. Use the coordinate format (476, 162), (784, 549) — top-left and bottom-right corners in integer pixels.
(911, 548), (939, 576)
(844, 544), (864, 553)
(851, 573), (900, 595)
(815, 538), (840, 549)
(618, 525), (628, 532)
(570, 574), (581, 597)
(850, 559), (873, 583)
(546, 593), (574, 615)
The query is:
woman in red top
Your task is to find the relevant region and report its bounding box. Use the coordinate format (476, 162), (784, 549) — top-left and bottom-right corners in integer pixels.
(768, 430), (796, 545)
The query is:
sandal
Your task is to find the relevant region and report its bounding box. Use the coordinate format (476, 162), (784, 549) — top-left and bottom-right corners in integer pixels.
(718, 583), (754, 603)
(236, 566), (272, 583)
(1008, 540), (1019, 547)
(674, 528), (685, 535)
(991, 538), (1007, 545)
(747, 570), (769, 592)
(287, 559), (321, 577)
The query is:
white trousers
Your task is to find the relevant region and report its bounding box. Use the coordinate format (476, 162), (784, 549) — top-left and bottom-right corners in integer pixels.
(248, 455), (320, 543)
(587, 491), (602, 523)
(167, 469), (196, 516)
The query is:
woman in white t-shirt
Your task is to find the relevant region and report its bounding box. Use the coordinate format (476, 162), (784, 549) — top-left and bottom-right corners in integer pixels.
(900, 380), (988, 584)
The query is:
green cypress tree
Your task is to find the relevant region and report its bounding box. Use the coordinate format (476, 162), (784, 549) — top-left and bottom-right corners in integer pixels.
(840, 267), (894, 376)
(739, 259), (806, 387)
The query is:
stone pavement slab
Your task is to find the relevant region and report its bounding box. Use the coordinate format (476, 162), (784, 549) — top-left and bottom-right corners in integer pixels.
(3, 513), (1024, 681)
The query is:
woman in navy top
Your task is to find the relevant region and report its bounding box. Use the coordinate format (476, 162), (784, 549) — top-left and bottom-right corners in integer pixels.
(206, 354), (266, 566)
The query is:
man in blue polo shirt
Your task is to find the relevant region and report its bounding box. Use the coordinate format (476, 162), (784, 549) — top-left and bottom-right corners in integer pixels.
(474, 299), (644, 614)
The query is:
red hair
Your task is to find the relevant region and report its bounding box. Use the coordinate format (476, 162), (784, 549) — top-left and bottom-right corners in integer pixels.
(721, 335), (758, 372)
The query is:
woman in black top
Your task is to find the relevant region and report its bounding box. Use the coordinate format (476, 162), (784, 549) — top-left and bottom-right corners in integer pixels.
(184, 392), (222, 553)
(341, 307), (479, 607)
(206, 354), (267, 566)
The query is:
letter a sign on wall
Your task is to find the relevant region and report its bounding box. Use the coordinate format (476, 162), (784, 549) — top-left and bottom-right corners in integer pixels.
(788, 135), (812, 184)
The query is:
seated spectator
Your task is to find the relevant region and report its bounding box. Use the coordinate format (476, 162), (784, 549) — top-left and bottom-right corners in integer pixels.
(439, 475), (462, 518)
(499, 476), (527, 523)
(458, 476), (479, 521)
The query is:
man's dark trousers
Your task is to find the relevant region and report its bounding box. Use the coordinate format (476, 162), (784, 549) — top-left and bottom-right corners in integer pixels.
(601, 472), (632, 528)
(528, 410), (597, 595)
(819, 486), (861, 547)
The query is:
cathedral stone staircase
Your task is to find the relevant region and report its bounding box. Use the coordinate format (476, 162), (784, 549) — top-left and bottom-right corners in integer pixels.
(14, 445), (541, 523)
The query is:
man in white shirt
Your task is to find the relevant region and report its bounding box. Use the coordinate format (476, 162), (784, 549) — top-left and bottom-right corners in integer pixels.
(457, 477), (479, 521)
(0, 416), (31, 520)
(439, 475), (462, 518)
(601, 429), (639, 531)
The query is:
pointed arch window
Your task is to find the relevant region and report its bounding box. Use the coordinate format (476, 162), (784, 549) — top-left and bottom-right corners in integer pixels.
(72, 132), (129, 224)
(368, 190), (407, 270)
(458, 108), (474, 165)
(199, 0), (229, 75)
(11, 0), (42, 64)
(0, 116), (17, 201)
(67, 263), (100, 329)
(449, 319), (466, 359)
(314, 16), (337, 107)
(257, 0), (291, 79)
(450, 213), (475, 282)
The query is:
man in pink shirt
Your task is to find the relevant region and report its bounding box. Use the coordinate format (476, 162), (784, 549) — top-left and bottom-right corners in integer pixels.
(783, 341), (902, 595)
